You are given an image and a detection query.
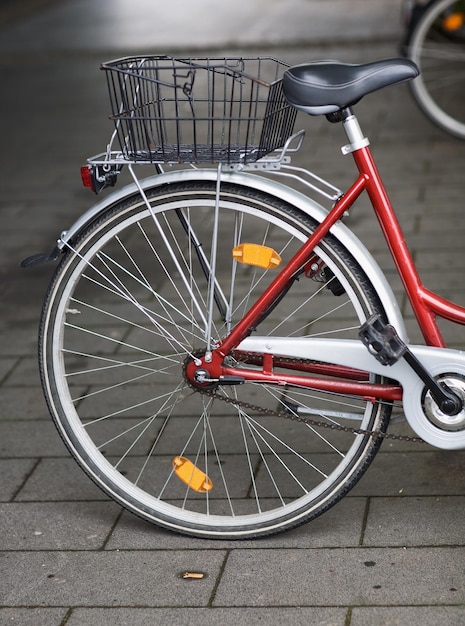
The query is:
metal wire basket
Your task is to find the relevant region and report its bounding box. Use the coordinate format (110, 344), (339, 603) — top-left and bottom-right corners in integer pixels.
(101, 55), (298, 165)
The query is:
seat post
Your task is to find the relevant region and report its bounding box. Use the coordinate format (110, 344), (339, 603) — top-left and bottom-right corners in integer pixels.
(325, 107), (371, 155)
(340, 110), (370, 156)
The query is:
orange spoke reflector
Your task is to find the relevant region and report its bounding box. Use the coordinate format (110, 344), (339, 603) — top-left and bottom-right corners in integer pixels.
(232, 243), (281, 269)
(443, 13), (464, 31)
(172, 456), (213, 492)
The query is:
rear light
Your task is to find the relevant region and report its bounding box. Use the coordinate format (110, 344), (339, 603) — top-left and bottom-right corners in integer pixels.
(80, 164), (121, 194)
(81, 165), (94, 190)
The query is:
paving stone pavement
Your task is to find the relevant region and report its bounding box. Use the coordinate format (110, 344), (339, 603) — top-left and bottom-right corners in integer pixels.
(1, 1), (465, 624)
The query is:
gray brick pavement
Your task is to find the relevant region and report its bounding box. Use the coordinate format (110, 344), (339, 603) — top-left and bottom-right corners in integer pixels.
(1, 1), (465, 624)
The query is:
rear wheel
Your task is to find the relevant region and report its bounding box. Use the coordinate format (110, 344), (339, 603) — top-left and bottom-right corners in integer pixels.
(407, 0), (465, 139)
(39, 181), (391, 538)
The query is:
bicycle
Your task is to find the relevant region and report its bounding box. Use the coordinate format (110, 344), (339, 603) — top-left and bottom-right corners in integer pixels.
(402, 0), (465, 139)
(22, 54), (465, 539)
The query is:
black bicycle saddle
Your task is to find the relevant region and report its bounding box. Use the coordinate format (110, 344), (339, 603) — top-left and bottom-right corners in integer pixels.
(282, 58), (419, 115)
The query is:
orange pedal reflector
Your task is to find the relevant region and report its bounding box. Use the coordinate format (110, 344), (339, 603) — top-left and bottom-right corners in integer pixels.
(172, 456), (213, 492)
(232, 243), (281, 269)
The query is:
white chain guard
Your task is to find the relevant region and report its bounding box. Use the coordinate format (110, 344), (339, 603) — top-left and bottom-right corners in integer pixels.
(239, 336), (465, 449)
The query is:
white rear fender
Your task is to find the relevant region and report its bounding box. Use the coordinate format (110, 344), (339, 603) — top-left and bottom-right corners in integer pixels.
(59, 168), (406, 338)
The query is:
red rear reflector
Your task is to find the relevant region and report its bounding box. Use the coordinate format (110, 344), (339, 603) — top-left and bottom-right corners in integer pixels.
(81, 165), (94, 190)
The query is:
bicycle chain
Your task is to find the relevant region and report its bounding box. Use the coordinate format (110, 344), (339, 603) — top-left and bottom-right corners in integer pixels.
(184, 352), (426, 444)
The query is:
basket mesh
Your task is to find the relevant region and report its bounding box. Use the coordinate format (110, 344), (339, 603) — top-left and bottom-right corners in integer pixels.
(102, 56), (297, 164)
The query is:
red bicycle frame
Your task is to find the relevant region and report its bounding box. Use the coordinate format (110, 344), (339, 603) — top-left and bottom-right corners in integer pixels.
(353, 145), (465, 345)
(187, 116), (465, 404)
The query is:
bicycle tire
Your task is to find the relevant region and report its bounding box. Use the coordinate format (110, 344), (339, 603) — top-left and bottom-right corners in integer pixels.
(39, 180), (392, 539)
(406, 0), (465, 139)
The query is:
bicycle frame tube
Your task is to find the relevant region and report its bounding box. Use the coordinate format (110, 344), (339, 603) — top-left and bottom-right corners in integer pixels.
(219, 125), (465, 355)
(352, 144), (465, 346)
(217, 175), (366, 357)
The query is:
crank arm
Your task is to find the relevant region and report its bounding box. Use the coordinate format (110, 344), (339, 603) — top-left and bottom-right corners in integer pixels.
(359, 314), (462, 416)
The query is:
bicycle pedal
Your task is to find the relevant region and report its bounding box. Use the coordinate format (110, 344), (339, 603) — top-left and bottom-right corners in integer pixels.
(361, 316), (462, 416)
(359, 314), (407, 366)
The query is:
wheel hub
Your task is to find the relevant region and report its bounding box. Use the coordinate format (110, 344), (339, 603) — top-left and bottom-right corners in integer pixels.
(184, 351), (220, 390)
(193, 368), (216, 385)
(423, 375), (465, 431)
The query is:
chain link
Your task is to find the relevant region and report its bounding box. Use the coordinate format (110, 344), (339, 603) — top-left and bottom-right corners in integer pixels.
(185, 352), (426, 444)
